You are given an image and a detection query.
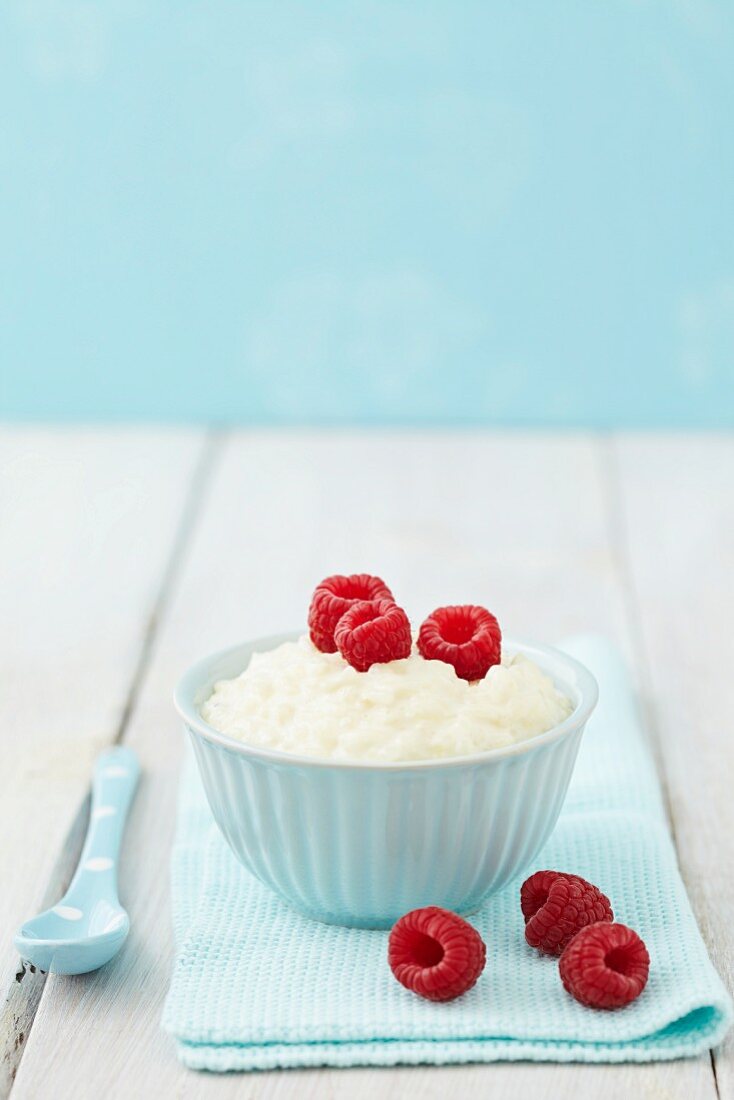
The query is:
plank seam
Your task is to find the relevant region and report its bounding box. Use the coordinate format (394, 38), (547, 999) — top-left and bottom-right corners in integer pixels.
(598, 434), (678, 838)
(710, 1048), (722, 1100)
(111, 429), (225, 748)
(599, 433), (718, 1084)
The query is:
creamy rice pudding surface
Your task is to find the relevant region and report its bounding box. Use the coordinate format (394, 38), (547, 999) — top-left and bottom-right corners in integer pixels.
(201, 635), (573, 763)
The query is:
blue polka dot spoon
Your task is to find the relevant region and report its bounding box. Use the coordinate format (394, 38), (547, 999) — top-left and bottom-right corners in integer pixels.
(15, 746), (140, 975)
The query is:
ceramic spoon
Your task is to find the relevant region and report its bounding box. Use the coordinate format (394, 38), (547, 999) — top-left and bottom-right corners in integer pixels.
(15, 746), (140, 975)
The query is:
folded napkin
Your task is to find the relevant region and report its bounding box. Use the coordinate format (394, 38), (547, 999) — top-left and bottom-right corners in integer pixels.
(163, 636), (732, 1070)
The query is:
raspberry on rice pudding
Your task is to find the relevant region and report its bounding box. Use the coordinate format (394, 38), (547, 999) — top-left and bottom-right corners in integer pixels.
(199, 573), (574, 764)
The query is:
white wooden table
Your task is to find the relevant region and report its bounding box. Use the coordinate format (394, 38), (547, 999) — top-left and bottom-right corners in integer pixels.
(2, 428), (732, 1100)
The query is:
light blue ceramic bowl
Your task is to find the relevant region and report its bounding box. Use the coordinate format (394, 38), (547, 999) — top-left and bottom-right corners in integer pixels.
(175, 635), (598, 929)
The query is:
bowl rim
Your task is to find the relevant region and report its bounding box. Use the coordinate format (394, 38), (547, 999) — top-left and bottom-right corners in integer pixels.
(174, 633), (599, 771)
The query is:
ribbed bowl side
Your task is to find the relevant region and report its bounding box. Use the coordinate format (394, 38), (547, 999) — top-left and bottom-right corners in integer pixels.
(188, 722), (587, 928)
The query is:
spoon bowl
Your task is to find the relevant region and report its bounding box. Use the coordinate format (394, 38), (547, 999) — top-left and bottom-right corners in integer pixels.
(15, 898), (130, 975)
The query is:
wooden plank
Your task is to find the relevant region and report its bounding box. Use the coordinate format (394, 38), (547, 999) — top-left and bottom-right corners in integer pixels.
(10, 431), (717, 1099)
(610, 434), (734, 1100)
(0, 427), (210, 1095)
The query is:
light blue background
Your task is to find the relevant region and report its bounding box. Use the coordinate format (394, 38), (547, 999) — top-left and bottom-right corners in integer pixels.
(1, 2), (733, 425)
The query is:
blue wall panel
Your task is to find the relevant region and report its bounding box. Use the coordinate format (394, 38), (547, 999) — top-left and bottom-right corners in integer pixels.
(1, 2), (733, 424)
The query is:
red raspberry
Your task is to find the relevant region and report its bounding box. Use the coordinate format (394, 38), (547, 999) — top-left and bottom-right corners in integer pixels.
(521, 870), (613, 956)
(559, 922), (650, 1009)
(334, 599), (411, 672)
(417, 605), (501, 682)
(388, 906), (486, 1002)
(308, 573), (394, 653)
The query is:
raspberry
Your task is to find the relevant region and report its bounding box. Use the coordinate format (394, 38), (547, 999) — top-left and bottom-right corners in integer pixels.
(417, 605), (501, 682)
(388, 906), (486, 1002)
(334, 599), (411, 672)
(521, 870), (613, 956)
(559, 922), (650, 1009)
(308, 573), (394, 653)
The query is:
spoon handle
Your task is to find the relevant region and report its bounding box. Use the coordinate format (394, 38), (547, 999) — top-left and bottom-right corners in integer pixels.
(68, 746), (140, 897)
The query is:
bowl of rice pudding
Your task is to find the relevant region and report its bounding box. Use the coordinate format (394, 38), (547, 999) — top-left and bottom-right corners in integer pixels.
(174, 577), (598, 928)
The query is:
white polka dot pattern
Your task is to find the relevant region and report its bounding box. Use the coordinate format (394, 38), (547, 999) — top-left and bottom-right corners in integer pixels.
(84, 857), (114, 872)
(53, 906), (83, 921)
(92, 805), (117, 819)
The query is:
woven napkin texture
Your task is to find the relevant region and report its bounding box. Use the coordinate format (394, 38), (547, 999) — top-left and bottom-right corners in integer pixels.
(163, 635), (732, 1070)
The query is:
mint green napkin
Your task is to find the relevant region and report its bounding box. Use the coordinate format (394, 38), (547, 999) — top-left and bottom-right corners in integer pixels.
(163, 636), (732, 1070)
